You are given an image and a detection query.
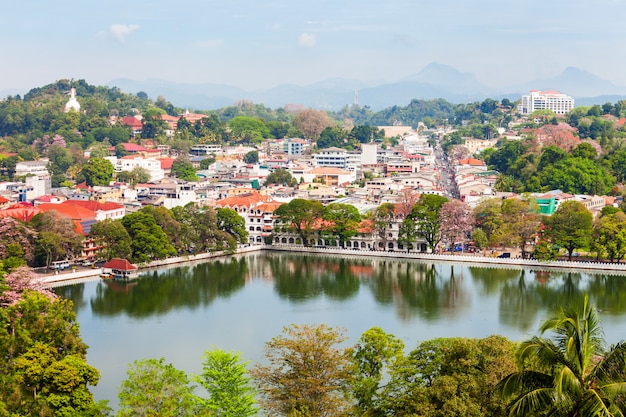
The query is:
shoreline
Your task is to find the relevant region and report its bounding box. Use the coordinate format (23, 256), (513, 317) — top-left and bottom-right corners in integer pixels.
(39, 244), (626, 286)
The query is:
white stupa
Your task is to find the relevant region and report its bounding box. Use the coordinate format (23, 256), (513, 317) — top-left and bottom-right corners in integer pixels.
(64, 87), (81, 113)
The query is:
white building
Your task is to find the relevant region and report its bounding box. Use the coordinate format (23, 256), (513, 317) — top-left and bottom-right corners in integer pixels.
(15, 160), (51, 198)
(519, 90), (574, 115)
(282, 138), (309, 155)
(314, 147), (349, 169)
(361, 143), (378, 165)
(107, 156), (165, 182)
(15, 160), (49, 177)
(190, 144), (223, 156)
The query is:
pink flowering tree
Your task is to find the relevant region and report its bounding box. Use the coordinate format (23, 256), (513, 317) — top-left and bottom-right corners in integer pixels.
(32, 134), (66, 155)
(439, 199), (473, 251)
(0, 266), (56, 307)
(0, 217), (37, 264)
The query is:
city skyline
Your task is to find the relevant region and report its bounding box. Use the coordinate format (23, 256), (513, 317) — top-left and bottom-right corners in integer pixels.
(2, 0), (626, 94)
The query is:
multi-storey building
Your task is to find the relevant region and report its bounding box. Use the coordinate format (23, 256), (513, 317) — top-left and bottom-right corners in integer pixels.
(519, 90), (574, 115)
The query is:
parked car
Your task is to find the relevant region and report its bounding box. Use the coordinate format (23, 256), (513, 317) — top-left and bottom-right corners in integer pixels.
(497, 252), (511, 258)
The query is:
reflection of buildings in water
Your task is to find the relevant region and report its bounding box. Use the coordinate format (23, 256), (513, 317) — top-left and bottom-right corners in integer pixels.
(102, 279), (138, 294)
(533, 270), (551, 286)
(243, 253), (275, 283)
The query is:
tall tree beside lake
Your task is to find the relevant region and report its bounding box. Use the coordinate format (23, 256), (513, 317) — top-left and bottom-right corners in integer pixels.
(543, 200), (593, 260)
(250, 324), (352, 417)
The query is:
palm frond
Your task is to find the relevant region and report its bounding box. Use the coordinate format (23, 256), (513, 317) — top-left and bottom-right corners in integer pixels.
(497, 370), (553, 399)
(592, 341), (626, 382)
(506, 387), (562, 417)
(579, 388), (615, 417)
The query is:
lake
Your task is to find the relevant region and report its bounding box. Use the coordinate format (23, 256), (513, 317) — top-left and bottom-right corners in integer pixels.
(53, 251), (626, 409)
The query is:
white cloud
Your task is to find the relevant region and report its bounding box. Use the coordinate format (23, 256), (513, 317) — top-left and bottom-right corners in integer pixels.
(108, 24), (140, 43)
(298, 32), (316, 48)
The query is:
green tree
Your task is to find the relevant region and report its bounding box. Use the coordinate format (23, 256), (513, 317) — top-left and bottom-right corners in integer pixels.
(322, 203), (361, 248)
(243, 150), (259, 164)
(373, 202), (397, 251)
(89, 219), (132, 261)
(194, 349), (257, 416)
(228, 116), (270, 144)
(13, 343), (102, 417)
(592, 211), (626, 262)
(199, 157), (216, 170)
(78, 157), (114, 186)
(498, 297), (626, 417)
(121, 211), (177, 263)
(118, 358), (198, 417)
(348, 327), (405, 416)
(398, 217), (419, 252)
(540, 157), (615, 195)
(274, 199), (325, 246)
(410, 194), (448, 252)
(387, 336), (516, 417)
(250, 324), (352, 417)
(31, 211), (84, 265)
(217, 208), (248, 248)
(473, 198), (505, 247)
(544, 200), (593, 260)
(141, 107), (167, 139)
(265, 168), (294, 186)
(171, 158), (198, 182)
(0, 276), (108, 417)
(116, 166), (151, 185)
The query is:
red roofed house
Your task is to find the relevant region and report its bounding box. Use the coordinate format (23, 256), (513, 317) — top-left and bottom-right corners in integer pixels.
(102, 258), (138, 280)
(120, 116), (143, 136)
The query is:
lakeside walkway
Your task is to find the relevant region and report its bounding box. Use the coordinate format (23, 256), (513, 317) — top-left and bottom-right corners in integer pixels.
(39, 244), (626, 287)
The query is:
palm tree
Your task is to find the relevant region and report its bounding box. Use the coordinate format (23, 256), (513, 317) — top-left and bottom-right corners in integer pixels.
(498, 296), (626, 416)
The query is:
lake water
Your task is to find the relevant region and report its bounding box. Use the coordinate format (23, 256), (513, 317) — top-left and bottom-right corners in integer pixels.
(53, 251), (626, 409)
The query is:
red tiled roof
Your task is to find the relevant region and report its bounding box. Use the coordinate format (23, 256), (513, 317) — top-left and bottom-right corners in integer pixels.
(0, 207), (42, 222)
(0, 196), (9, 204)
(65, 200), (123, 212)
(37, 202), (96, 220)
(120, 116), (143, 129)
(109, 142), (148, 152)
(103, 258), (137, 271)
(159, 158), (176, 170)
(214, 192), (269, 208)
(457, 157), (485, 166)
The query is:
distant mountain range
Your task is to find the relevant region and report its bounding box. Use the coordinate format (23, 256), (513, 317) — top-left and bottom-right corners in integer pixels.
(4, 63), (626, 111)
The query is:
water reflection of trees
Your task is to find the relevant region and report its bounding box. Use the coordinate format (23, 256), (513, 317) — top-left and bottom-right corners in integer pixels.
(370, 262), (470, 321)
(53, 283), (87, 312)
(265, 254), (360, 302)
(469, 265), (626, 331)
(65, 252), (626, 326)
(265, 255), (472, 320)
(89, 257), (249, 318)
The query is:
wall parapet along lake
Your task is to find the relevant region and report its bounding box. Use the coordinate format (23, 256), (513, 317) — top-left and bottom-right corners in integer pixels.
(39, 243), (626, 287)
(264, 245), (626, 275)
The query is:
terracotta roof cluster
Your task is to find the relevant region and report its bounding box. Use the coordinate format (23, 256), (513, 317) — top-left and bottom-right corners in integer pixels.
(214, 192), (270, 209)
(0, 207), (42, 222)
(457, 157), (485, 166)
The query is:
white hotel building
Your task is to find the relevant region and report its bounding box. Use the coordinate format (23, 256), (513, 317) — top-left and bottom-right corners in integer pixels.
(519, 90), (574, 115)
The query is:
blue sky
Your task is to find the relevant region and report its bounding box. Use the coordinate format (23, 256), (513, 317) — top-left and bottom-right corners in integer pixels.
(2, 0), (626, 93)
